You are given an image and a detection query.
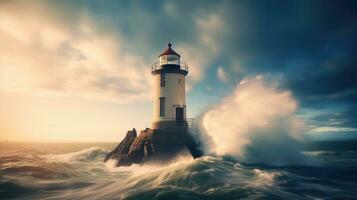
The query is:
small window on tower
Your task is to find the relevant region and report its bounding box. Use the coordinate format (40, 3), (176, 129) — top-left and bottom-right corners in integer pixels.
(160, 73), (166, 87)
(178, 78), (181, 84)
(159, 97), (165, 116)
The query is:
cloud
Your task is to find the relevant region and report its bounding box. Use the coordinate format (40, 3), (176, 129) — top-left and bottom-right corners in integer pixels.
(310, 127), (357, 133)
(284, 54), (357, 105)
(0, 1), (153, 103)
(0, 0), (232, 102)
(176, 10), (228, 89)
(217, 67), (229, 83)
(303, 105), (357, 138)
(198, 0), (357, 105)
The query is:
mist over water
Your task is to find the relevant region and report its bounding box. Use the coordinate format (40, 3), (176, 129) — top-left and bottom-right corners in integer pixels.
(198, 76), (308, 165)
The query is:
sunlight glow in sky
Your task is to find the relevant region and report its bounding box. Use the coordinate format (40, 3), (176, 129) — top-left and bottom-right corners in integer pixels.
(1, 0), (356, 142)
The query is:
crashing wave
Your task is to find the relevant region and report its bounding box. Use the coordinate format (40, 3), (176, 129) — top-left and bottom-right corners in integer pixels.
(44, 147), (108, 162)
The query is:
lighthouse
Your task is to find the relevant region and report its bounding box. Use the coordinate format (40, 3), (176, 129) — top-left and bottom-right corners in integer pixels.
(151, 43), (189, 130)
(104, 43), (203, 167)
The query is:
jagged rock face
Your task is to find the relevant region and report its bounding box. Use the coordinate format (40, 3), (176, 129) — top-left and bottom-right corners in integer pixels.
(103, 129), (137, 166)
(127, 129), (150, 163)
(104, 128), (203, 167)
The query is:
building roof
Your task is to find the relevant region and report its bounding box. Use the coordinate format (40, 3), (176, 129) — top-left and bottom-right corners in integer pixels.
(159, 43), (181, 57)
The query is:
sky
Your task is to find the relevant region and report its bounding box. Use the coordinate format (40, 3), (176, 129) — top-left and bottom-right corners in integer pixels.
(0, 0), (356, 142)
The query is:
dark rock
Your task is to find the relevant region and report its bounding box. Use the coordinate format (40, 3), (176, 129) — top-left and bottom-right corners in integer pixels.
(104, 128), (203, 167)
(103, 128), (137, 166)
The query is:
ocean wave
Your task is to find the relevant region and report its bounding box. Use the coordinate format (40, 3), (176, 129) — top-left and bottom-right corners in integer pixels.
(1, 145), (357, 200)
(98, 156), (281, 199)
(43, 147), (109, 162)
(250, 168), (280, 188)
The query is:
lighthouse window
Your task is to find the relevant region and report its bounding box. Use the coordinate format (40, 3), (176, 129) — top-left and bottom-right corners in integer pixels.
(159, 97), (165, 116)
(160, 73), (166, 87)
(178, 78), (181, 84)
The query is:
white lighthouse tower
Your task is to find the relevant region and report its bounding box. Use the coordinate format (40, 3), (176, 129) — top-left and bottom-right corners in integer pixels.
(151, 43), (189, 130)
(104, 45), (201, 166)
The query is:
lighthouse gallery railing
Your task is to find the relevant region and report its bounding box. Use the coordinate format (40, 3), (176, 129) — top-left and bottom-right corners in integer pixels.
(151, 62), (189, 72)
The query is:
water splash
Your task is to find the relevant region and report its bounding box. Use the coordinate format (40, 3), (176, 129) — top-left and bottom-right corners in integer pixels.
(199, 76), (308, 165)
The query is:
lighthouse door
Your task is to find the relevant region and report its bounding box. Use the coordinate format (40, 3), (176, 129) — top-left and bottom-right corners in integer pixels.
(175, 107), (184, 121)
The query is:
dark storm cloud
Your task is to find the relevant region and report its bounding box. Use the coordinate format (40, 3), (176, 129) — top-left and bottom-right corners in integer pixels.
(285, 53), (357, 104)
(309, 105), (357, 128)
(209, 0), (357, 104)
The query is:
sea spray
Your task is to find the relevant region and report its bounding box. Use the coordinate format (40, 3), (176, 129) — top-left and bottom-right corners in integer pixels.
(197, 76), (308, 165)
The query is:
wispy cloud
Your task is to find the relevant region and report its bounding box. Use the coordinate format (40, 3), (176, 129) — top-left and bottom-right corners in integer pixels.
(217, 66), (229, 83)
(176, 10), (227, 89)
(0, 1), (151, 103)
(310, 127), (357, 133)
(0, 1), (230, 102)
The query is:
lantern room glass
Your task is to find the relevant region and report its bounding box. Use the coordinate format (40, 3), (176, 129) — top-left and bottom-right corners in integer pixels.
(159, 55), (180, 66)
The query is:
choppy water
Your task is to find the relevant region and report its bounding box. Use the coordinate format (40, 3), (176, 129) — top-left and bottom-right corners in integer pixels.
(1, 141), (357, 200)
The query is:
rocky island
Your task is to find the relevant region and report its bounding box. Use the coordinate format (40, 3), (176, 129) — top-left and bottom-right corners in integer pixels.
(104, 128), (202, 166)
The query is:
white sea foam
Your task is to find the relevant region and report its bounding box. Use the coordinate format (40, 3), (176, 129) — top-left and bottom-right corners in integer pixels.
(250, 168), (280, 187)
(104, 154), (195, 174)
(43, 147), (108, 162)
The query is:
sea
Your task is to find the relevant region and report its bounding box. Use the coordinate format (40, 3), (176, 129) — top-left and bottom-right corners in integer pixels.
(0, 140), (356, 200)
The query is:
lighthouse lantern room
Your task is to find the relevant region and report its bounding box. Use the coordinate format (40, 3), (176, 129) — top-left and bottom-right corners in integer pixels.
(151, 43), (189, 130)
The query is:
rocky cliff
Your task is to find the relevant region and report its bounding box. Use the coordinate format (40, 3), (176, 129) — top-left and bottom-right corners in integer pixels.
(104, 128), (203, 167)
